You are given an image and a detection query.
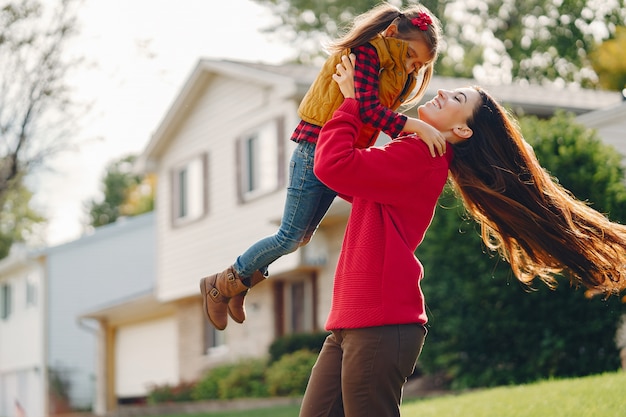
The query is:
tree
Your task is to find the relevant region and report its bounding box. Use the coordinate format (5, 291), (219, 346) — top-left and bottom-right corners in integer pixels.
(416, 112), (626, 389)
(0, 0), (80, 256)
(252, 0), (626, 87)
(444, 0), (626, 86)
(0, 181), (44, 258)
(86, 154), (154, 228)
(590, 26), (626, 91)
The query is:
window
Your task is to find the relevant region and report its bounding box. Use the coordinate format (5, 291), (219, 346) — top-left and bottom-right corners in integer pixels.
(203, 318), (225, 353)
(287, 281), (309, 333)
(26, 277), (37, 307)
(274, 273), (316, 336)
(1, 283), (12, 320)
(237, 118), (285, 202)
(172, 154), (207, 224)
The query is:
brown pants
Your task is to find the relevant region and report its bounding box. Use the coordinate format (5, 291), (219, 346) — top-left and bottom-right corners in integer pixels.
(299, 324), (426, 417)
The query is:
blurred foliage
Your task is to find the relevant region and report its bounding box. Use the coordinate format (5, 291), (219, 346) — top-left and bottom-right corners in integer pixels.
(192, 359), (269, 400)
(0, 0), (81, 253)
(219, 358), (269, 399)
(253, 0), (626, 87)
(416, 113), (626, 389)
(85, 154), (154, 227)
(591, 26), (626, 91)
(266, 349), (319, 396)
(268, 331), (329, 362)
(0, 179), (45, 259)
(192, 363), (237, 400)
(147, 381), (195, 403)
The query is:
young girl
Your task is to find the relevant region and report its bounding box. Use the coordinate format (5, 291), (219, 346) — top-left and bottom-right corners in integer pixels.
(300, 54), (626, 417)
(200, 3), (445, 330)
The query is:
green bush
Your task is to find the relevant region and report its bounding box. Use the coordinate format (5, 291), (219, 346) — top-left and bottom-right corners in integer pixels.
(219, 358), (269, 399)
(268, 332), (329, 362)
(193, 359), (269, 400)
(192, 363), (237, 400)
(266, 349), (318, 396)
(147, 381), (195, 403)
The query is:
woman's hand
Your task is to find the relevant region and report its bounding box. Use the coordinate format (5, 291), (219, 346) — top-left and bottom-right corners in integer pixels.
(332, 53), (357, 99)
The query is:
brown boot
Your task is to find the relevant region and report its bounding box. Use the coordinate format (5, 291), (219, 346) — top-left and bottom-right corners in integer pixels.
(199, 266), (248, 330)
(227, 270), (266, 324)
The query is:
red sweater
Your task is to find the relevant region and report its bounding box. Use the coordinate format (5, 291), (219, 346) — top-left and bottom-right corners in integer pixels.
(314, 99), (453, 329)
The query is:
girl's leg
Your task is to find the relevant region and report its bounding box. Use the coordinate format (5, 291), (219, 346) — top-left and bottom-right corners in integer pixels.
(299, 332), (345, 417)
(201, 141), (336, 330)
(340, 325), (426, 417)
(234, 141), (336, 278)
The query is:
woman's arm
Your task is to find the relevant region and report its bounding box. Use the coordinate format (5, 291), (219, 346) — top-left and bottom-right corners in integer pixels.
(316, 55), (440, 205)
(353, 44), (445, 157)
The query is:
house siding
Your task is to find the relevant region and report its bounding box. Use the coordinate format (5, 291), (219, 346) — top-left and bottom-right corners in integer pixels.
(46, 213), (155, 409)
(155, 73), (299, 302)
(0, 256), (46, 417)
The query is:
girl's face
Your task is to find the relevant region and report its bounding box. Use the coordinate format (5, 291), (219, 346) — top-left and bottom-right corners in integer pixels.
(404, 38), (433, 74)
(418, 88), (481, 144)
(383, 24), (433, 75)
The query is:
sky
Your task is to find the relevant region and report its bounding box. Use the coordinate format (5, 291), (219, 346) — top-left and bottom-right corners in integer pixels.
(35, 0), (295, 246)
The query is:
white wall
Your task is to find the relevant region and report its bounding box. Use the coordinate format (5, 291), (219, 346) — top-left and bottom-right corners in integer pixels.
(46, 213), (155, 409)
(115, 317), (178, 397)
(0, 259), (45, 417)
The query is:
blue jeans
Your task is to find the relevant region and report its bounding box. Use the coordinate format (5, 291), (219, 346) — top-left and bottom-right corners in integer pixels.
(234, 141), (337, 278)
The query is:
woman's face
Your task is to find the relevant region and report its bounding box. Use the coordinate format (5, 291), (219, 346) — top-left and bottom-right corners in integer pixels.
(418, 88), (481, 143)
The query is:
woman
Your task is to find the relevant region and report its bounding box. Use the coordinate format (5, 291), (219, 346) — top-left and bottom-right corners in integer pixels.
(300, 54), (626, 417)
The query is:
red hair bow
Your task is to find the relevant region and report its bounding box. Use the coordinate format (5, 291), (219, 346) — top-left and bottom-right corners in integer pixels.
(411, 12), (432, 30)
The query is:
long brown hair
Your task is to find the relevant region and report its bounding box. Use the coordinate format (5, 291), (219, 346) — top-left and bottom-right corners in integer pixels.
(327, 3), (441, 105)
(449, 87), (626, 297)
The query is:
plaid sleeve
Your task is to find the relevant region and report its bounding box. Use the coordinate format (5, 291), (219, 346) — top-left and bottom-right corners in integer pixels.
(352, 44), (407, 138)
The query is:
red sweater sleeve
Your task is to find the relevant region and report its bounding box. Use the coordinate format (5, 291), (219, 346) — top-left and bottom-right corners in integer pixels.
(314, 99), (446, 206)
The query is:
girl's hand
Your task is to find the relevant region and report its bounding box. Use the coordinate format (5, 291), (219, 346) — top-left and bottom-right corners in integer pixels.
(404, 118), (447, 157)
(333, 54), (357, 99)
(415, 119), (447, 157)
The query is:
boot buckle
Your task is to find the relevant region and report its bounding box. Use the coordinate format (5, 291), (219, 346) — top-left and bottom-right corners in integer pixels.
(209, 287), (221, 300)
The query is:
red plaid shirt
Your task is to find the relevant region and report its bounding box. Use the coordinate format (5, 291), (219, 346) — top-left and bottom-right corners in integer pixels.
(291, 43), (409, 144)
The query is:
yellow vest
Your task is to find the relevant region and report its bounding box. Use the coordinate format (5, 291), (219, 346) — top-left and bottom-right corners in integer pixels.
(298, 34), (417, 148)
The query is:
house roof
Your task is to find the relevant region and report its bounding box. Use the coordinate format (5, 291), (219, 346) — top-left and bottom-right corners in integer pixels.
(78, 289), (175, 326)
(138, 58), (624, 170)
(422, 76), (623, 117)
(138, 59), (306, 169)
(43, 211), (155, 255)
(575, 100), (626, 127)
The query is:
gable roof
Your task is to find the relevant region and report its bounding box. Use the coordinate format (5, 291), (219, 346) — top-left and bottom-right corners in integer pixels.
(138, 59), (316, 170)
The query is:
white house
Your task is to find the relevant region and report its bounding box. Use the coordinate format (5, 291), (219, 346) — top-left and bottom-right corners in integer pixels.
(0, 212), (155, 417)
(0, 245), (46, 417)
(83, 58), (624, 413)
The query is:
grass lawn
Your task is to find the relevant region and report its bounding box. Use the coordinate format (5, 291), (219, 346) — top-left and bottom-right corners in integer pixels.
(401, 371), (626, 417)
(145, 371), (626, 417)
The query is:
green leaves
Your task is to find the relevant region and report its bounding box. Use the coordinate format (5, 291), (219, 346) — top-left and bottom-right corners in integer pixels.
(252, 0), (626, 86)
(85, 154), (154, 227)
